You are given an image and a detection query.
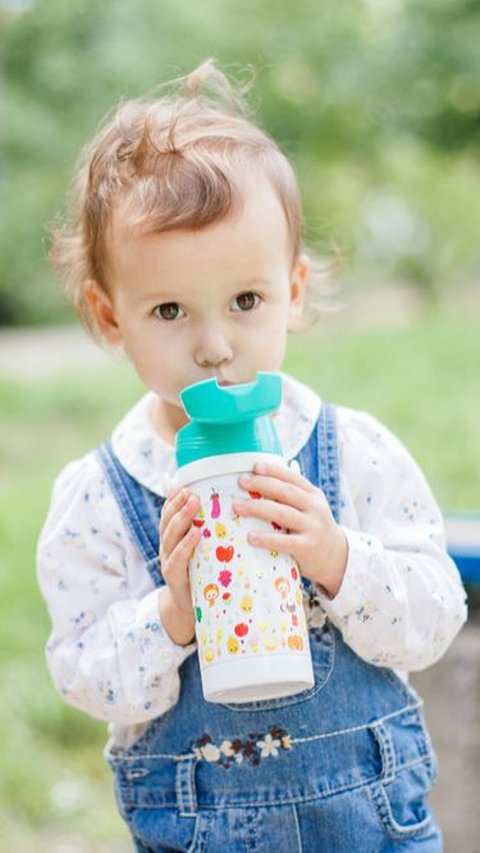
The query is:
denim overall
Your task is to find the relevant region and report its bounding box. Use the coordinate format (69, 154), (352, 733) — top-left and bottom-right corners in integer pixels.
(97, 404), (442, 852)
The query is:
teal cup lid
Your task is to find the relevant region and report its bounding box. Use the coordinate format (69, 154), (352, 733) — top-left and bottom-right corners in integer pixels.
(175, 372), (283, 467)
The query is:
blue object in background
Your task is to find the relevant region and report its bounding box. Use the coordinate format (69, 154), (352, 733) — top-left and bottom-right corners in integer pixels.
(445, 514), (480, 584)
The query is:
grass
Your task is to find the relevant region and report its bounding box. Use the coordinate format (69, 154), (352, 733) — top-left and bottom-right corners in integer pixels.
(288, 304), (480, 508)
(0, 304), (479, 850)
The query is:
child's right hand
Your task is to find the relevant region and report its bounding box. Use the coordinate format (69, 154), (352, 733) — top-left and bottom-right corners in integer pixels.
(158, 488), (202, 645)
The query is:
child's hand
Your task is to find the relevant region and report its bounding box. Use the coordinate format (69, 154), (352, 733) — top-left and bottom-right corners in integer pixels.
(158, 488), (202, 644)
(233, 461), (348, 598)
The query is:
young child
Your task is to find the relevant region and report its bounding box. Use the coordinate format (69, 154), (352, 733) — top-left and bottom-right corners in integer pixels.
(38, 60), (467, 852)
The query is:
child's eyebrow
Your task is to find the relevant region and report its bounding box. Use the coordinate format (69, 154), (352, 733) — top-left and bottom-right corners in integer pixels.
(235, 277), (273, 289)
(135, 292), (173, 304)
(135, 277), (274, 304)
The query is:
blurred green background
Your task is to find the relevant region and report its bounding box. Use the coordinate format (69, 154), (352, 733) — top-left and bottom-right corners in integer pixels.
(1, 0), (479, 849)
(1, 0), (480, 324)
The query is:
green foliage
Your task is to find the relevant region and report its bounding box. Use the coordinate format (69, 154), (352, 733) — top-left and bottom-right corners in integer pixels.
(1, 0), (479, 324)
(368, 0), (480, 152)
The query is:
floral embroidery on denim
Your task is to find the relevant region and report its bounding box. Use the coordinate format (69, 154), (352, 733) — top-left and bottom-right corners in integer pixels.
(193, 725), (293, 768)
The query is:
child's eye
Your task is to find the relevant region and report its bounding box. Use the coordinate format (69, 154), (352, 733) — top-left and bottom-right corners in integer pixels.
(152, 302), (184, 321)
(232, 292), (260, 312)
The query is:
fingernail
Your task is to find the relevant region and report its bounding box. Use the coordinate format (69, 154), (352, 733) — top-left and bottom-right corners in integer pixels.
(239, 474), (251, 486)
(254, 462), (267, 474)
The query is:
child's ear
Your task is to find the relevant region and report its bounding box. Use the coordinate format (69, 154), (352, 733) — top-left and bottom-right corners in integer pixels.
(83, 279), (123, 346)
(288, 254), (309, 331)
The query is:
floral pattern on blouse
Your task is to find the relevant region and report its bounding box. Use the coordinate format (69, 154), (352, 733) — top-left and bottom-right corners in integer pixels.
(37, 373), (467, 748)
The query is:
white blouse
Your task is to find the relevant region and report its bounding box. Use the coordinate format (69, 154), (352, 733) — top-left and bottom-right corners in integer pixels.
(37, 373), (467, 747)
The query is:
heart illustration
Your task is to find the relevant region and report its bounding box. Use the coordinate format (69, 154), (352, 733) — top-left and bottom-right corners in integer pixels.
(216, 545), (234, 563)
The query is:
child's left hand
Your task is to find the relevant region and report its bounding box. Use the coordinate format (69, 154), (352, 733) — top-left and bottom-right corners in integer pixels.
(233, 461), (348, 598)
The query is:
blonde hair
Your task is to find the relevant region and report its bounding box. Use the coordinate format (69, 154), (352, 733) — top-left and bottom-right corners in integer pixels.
(50, 59), (331, 339)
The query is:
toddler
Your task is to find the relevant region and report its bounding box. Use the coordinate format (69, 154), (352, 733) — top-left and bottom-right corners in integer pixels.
(38, 60), (467, 852)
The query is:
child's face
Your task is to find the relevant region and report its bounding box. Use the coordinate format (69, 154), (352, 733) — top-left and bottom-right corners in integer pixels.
(85, 180), (308, 439)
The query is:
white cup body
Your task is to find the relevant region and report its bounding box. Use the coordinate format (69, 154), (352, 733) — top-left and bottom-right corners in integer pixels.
(174, 453), (314, 703)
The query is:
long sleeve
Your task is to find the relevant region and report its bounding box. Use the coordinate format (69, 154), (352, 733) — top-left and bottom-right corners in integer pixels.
(37, 455), (196, 725)
(317, 408), (467, 672)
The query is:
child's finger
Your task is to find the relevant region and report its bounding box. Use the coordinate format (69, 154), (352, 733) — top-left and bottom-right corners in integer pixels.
(238, 471), (312, 511)
(252, 460), (316, 493)
(161, 494), (200, 555)
(247, 528), (300, 555)
(162, 525), (201, 586)
(165, 483), (183, 501)
(160, 489), (188, 531)
(160, 489), (197, 534)
(233, 496), (302, 532)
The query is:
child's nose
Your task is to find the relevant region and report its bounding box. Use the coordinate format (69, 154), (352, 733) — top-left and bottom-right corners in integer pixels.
(194, 324), (234, 367)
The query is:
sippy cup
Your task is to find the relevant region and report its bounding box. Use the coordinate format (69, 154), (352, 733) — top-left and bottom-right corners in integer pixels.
(174, 372), (314, 704)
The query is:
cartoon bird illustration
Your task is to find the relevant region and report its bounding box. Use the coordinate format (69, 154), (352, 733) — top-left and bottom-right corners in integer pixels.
(240, 595), (254, 614)
(210, 488), (221, 519)
(215, 521), (228, 539)
(227, 636), (240, 654)
(204, 583), (219, 607)
(263, 635), (279, 652)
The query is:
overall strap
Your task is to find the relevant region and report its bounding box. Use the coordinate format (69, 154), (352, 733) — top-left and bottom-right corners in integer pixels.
(96, 441), (164, 587)
(296, 402), (340, 523)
